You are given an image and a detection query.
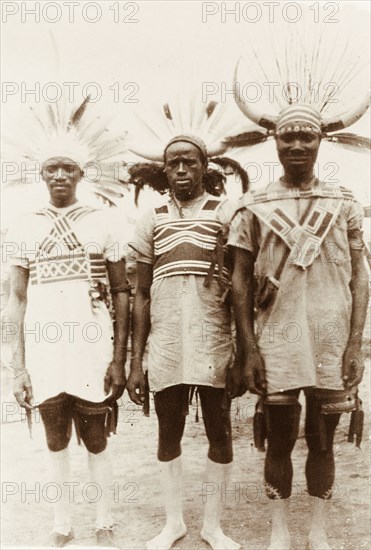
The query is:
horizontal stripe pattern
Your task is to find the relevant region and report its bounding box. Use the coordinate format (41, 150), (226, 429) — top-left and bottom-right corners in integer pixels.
(276, 105), (321, 133)
(153, 198), (229, 282)
(153, 260), (229, 282)
(29, 253), (106, 285)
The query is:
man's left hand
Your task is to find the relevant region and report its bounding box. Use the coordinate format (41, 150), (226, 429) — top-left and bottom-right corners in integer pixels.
(226, 365), (247, 399)
(104, 360), (126, 401)
(342, 343), (365, 389)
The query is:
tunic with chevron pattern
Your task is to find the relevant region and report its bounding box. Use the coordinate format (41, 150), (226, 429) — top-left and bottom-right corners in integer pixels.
(9, 202), (126, 404)
(228, 180), (364, 394)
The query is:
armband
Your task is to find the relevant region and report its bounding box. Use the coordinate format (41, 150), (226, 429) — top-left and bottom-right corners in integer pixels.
(110, 283), (133, 295)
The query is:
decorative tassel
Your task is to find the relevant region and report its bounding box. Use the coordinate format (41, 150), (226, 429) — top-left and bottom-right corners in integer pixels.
(235, 397), (240, 420)
(107, 401), (119, 436)
(26, 408), (33, 439)
(23, 392), (33, 438)
(253, 398), (266, 452)
(204, 224), (229, 293)
(143, 371), (150, 417)
(355, 406), (364, 449)
(74, 415), (82, 446)
(188, 386), (199, 422)
(348, 396), (364, 449)
(195, 390), (199, 423)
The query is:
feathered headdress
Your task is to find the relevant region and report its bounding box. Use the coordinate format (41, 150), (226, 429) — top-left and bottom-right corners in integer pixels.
(129, 96), (258, 161)
(2, 95), (129, 208)
(230, 20), (370, 152)
(127, 89), (257, 201)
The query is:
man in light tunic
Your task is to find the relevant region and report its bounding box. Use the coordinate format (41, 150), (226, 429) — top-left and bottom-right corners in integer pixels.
(127, 135), (242, 550)
(6, 151), (130, 547)
(229, 104), (369, 550)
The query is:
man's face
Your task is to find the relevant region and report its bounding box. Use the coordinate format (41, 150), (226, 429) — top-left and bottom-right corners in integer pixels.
(41, 157), (83, 204)
(164, 142), (206, 201)
(276, 131), (321, 176)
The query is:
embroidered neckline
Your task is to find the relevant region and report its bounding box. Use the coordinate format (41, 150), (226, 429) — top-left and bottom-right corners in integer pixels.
(279, 176), (318, 190)
(47, 201), (81, 214)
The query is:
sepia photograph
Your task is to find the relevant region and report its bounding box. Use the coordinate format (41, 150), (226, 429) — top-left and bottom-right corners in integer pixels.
(1, 1), (370, 549)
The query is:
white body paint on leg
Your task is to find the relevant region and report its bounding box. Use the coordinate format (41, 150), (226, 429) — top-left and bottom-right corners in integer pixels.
(48, 448), (72, 536)
(201, 458), (240, 550)
(146, 456), (187, 550)
(88, 449), (113, 530)
(308, 496), (331, 550)
(268, 498), (291, 550)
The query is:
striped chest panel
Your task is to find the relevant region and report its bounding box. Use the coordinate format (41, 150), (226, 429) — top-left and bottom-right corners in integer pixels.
(29, 205), (107, 285)
(153, 199), (227, 281)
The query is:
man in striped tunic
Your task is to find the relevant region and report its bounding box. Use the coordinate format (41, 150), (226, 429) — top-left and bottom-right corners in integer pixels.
(127, 136), (241, 550)
(7, 155), (130, 547)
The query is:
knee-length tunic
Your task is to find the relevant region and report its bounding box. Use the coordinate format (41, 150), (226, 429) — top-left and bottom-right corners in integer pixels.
(131, 192), (235, 392)
(9, 202), (126, 404)
(228, 180), (364, 394)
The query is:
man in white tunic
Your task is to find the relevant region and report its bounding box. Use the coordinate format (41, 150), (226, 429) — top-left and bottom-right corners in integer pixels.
(7, 154), (130, 548)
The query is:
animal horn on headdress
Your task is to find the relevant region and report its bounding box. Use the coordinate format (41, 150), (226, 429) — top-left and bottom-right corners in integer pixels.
(321, 91), (371, 133)
(233, 60), (278, 131)
(128, 108), (167, 161)
(130, 142), (227, 161)
(128, 148), (163, 162)
(206, 141), (229, 157)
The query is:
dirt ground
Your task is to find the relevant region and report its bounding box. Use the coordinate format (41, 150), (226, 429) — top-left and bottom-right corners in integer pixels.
(1, 351), (370, 550)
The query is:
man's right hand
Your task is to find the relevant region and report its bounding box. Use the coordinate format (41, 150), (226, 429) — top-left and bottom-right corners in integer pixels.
(14, 371), (34, 410)
(243, 349), (267, 396)
(126, 360), (146, 405)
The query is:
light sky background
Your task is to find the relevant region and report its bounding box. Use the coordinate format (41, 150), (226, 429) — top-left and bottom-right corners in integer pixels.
(1, 0), (370, 226)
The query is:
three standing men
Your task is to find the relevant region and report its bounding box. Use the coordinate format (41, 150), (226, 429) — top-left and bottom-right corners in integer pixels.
(229, 104), (369, 549)
(6, 86), (369, 550)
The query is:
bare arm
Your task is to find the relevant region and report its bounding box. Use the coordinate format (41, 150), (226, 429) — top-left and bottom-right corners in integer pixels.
(126, 262), (152, 404)
(6, 266), (33, 408)
(231, 247), (266, 395)
(7, 266), (28, 371)
(348, 248), (369, 344)
(231, 247), (257, 355)
(105, 259), (131, 400)
(107, 259), (131, 364)
(342, 248), (370, 388)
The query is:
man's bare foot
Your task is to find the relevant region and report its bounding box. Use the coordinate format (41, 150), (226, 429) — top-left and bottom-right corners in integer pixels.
(268, 533), (291, 550)
(146, 522), (187, 550)
(201, 526), (240, 550)
(307, 535), (331, 550)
